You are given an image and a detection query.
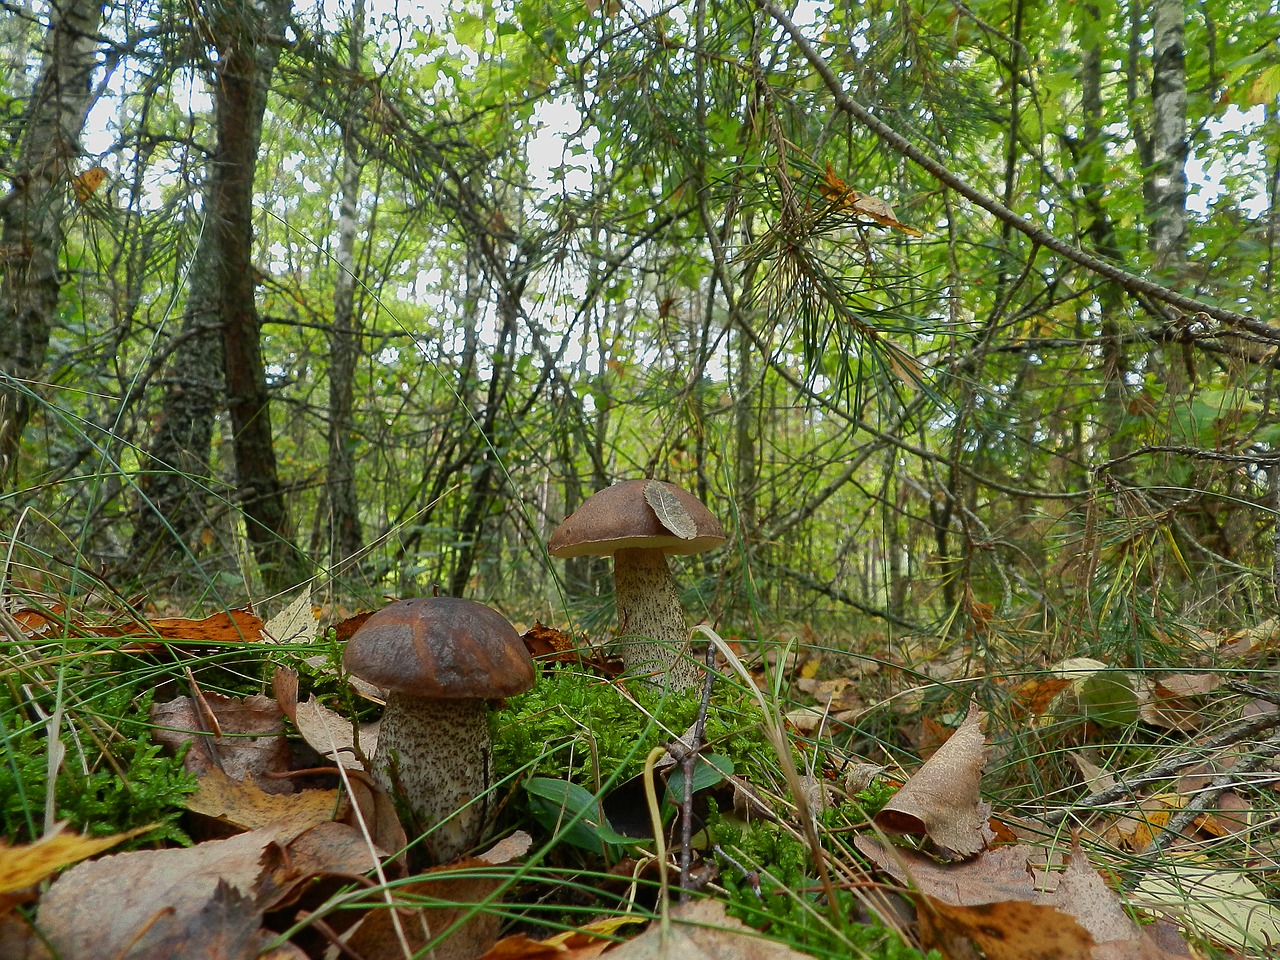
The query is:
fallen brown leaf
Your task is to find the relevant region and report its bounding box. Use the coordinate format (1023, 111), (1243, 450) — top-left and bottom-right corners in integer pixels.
(479, 915), (646, 959)
(184, 766), (343, 832)
(102, 609), (266, 646)
(151, 693), (292, 792)
(37, 822), (384, 959)
(855, 837), (1194, 959)
(340, 831), (533, 960)
(875, 702), (989, 857)
(37, 828), (294, 959)
(0, 824), (142, 898)
(273, 666), (379, 768)
(918, 897), (1095, 960)
(605, 899), (822, 958)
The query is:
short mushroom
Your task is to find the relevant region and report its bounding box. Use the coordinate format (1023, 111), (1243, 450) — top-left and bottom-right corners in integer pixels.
(342, 596), (535, 863)
(547, 479), (725, 689)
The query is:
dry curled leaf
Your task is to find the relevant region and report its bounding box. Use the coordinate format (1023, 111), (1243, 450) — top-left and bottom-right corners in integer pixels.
(643, 480), (697, 540)
(37, 828), (291, 960)
(184, 766), (342, 832)
(150, 693), (292, 792)
(606, 898), (820, 958)
(0, 825), (142, 898)
(876, 702), (989, 857)
(261, 592), (317, 644)
(918, 897), (1095, 960)
(818, 162), (923, 236)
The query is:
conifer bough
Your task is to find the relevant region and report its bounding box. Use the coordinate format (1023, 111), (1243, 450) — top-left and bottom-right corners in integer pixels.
(548, 480), (725, 689)
(342, 596), (535, 863)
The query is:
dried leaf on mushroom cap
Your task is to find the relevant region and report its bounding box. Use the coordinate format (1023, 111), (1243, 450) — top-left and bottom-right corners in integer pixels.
(547, 479), (725, 557)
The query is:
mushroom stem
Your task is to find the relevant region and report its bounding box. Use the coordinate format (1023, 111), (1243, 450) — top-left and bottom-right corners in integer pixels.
(612, 547), (698, 689)
(372, 693), (491, 863)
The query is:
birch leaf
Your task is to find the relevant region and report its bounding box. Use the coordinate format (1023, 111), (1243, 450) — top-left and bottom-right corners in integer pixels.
(644, 480), (697, 539)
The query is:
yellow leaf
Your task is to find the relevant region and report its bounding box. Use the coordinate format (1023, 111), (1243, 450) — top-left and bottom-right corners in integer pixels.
(72, 166), (106, 202)
(0, 824), (143, 895)
(1248, 63), (1280, 105)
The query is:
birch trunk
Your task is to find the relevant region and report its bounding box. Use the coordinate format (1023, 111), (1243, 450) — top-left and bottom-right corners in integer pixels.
(1149, 0), (1188, 268)
(0, 0), (104, 489)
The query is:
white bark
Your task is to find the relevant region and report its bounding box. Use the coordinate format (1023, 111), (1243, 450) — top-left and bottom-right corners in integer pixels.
(0, 0), (104, 486)
(328, 0), (367, 568)
(1150, 0), (1188, 268)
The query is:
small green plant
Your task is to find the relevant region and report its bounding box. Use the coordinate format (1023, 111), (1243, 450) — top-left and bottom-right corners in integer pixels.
(0, 681), (196, 845)
(493, 667), (776, 789)
(714, 817), (933, 960)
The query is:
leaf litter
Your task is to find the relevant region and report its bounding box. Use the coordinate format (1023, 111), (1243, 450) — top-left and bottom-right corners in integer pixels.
(8, 600), (1280, 960)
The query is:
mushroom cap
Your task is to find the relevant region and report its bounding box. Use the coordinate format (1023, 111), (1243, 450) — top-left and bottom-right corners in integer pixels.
(547, 479), (726, 559)
(342, 596), (535, 699)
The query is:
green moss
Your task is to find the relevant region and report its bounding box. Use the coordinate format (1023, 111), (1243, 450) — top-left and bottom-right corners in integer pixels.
(492, 667), (776, 790)
(714, 817), (934, 960)
(0, 683), (195, 846)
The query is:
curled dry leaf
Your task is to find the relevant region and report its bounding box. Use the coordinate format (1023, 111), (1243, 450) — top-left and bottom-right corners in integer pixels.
(100, 609), (266, 647)
(605, 898), (822, 959)
(0, 824), (142, 897)
(522, 621), (580, 663)
(273, 666), (379, 768)
(1139, 673), (1221, 732)
(1135, 860), (1280, 951)
(1068, 751), (1116, 795)
(339, 831), (533, 960)
(857, 836), (1193, 959)
(261, 592), (317, 644)
(293, 696), (379, 769)
(875, 702), (989, 857)
(38, 828), (290, 960)
(843, 762), (888, 795)
(643, 479), (698, 540)
(918, 897), (1095, 960)
(38, 822), (383, 960)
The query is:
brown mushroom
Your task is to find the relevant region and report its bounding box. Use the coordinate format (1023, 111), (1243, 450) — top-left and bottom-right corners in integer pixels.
(342, 596), (535, 863)
(547, 480), (725, 689)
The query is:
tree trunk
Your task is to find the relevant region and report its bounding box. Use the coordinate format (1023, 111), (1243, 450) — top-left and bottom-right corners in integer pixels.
(327, 0), (367, 575)
(1149, 0), (1188, 268)
(448, 283), (519, 597)
(128, 219), (225, 571)
(213, 0), (304, 592)
(0, 0), (104, 489)
(1078, 4), (1132, 463)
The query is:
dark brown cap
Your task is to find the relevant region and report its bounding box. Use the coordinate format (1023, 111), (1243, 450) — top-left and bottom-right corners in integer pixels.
(342, 597), (535, 698)
(547, 479), (725, 559)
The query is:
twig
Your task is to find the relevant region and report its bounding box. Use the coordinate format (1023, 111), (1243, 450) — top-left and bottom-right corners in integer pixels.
(1042, 708), (1280, 827)
(1224, 679), (1280, 705)
(678, 640), (718, 902)
(1144, 729), (1280, 858)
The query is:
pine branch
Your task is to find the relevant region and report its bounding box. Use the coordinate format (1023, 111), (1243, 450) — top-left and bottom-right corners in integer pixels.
(757, 1), (1271, 336)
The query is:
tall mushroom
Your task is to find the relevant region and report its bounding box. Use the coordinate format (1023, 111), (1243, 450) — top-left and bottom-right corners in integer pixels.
(548, 479), (725, 689)
(342, 596), (535, 863)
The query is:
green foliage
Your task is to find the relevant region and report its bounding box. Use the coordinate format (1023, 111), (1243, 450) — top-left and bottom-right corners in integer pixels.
(714, 817), (934, 960)
(0, 683), (195, 846)
(492, 667), (776, 789)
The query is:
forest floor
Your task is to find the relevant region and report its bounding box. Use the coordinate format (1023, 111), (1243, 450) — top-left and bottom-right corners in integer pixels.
(2, 591), (1279, 959)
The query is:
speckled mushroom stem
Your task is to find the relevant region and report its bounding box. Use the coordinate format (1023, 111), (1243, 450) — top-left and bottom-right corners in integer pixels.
(371, 693), (491, 864)
(612, 547), (698, 690)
